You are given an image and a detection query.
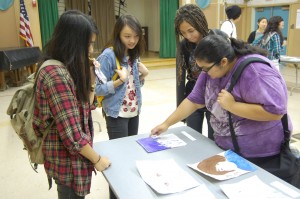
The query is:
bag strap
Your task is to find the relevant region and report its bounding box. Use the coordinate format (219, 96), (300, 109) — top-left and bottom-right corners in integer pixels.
(109, 47), (121, 81)
(228, 20), (234, 38)
(227, 57), (271, 154)
(33, 60), (64, 90)
(281, 114), (291, 147)
(111, 56), (121, 81)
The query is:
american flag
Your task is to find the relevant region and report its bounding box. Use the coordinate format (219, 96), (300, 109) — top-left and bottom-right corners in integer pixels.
(19, 0), (34, 47)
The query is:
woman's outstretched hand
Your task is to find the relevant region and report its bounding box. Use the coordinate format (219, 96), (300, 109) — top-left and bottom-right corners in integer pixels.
(150, 123), (169, 137)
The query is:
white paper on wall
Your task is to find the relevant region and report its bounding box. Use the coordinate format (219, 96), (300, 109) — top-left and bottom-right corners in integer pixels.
(296, 9), (300, 29)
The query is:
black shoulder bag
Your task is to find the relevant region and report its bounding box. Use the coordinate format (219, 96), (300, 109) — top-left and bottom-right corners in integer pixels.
(227, 57), (300, 188)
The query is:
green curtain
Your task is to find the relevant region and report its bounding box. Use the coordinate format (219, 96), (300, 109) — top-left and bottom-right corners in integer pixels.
(159, 0), (178, 58)
(38, 0), (59, 49)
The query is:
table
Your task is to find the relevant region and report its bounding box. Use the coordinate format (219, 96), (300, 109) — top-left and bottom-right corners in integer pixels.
(94, 126), (300, 199)
(0, 47), (41, 90)
(280, 55), (300, 95)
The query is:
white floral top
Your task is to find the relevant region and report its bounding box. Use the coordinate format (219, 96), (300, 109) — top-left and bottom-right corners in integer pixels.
(119, 59), (138, 118)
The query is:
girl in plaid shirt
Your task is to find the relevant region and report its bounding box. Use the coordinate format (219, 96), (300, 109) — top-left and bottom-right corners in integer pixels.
(33, 10), (110, 198)
(252, 16), (285, 71)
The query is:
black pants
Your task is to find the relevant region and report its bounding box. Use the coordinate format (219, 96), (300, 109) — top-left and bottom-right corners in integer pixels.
(105, 115), (139, 140)
(105, 115), (139, 199)
(185, 80), (214, 140)
(55, 181), (84, 199)
(186, 107), (214, 140)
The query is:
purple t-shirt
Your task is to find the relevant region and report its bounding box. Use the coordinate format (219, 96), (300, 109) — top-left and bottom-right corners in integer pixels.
(187, 54), (292, 158)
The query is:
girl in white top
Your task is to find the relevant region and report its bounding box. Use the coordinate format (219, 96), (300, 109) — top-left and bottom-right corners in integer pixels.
(220, 5), (241, 39)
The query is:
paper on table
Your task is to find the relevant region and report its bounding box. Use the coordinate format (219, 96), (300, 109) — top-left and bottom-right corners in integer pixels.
(188, 150), (256, 180)
(280, 56), (300, 62)
(162, 185), (217, 199)
(136, 134), (186, 153)
(220, 176), (294, 199)
(136, 159), (200, 194)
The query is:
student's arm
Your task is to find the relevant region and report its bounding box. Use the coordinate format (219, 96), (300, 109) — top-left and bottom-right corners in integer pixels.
(150, 99), (205, 136)
(79, 144), (110, 172)
(138, 62), (149, 81)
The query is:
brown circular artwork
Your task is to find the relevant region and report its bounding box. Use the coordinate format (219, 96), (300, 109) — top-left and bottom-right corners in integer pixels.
(197, 155), (235, 175)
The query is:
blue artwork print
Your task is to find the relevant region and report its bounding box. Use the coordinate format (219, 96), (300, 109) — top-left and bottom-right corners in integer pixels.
(137, 137), (170, 153)
(224, 150), (256, 172)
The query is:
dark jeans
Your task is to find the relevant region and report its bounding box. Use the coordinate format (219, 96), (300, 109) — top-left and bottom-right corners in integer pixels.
(105, 115), (139, 140)
(55, 181), (84, 199)
(105, 115), (139, 199)
(184, 80), (214, 140)
(186, 108), (214, 140)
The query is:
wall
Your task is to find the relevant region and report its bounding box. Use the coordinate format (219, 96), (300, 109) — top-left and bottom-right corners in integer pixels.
(0, 4), (19, 48)
(248, 0), (297, 6)
(0, 0), (42, 49)
(58, 0), (65, 16)
(144, 0), (160, 52)
(125, 0), (159, 52)
(125, 0), (146, 25)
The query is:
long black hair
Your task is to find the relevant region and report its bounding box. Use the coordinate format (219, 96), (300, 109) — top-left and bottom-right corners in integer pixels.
(194, 29), (267, 63)
(43, 10), (98, 102)
(263, 16), (284, 45)
(174, 4), (209, 85)
(105, 14), (145, 63)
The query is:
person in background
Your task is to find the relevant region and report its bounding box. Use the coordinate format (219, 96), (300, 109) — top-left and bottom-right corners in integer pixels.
(151, 29), (292, 184)
(247, 17), (268, 44)
(220, 5), (242, 38)
(33, 10), (111, 199)
(174, 4), (214, 139)
(252, 16), (284, 71)
(95, 14), (148, 199)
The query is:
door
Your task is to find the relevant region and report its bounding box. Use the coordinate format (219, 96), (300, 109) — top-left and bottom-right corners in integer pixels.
(254, 7), (271, 27)
(287, 3), (300, 56)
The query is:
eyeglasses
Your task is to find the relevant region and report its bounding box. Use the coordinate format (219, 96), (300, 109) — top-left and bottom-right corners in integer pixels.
(200, 61), (219, 72)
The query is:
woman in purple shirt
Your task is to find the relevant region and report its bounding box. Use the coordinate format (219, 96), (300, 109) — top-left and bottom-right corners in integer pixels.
(151, 30), (292, 180)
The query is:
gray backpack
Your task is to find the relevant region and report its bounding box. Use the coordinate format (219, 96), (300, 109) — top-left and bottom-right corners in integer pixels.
(6, 60), (61, 171)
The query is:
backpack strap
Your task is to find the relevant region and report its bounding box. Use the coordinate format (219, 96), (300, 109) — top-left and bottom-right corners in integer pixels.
(228, 20), (234, 38)
(33, 60), (64, 90)
(111, 56), (121, 81)
(227, 57), (270, 92)
(227, 57), (271, 154)
(109, 47), (121, 81)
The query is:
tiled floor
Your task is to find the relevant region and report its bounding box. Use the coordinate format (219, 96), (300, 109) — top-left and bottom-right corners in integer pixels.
(0, 63), (299, 199)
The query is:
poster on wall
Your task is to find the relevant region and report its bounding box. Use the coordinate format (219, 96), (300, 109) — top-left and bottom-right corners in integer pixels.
(0, 0), (14, 11)
(296, 9), (300, 29)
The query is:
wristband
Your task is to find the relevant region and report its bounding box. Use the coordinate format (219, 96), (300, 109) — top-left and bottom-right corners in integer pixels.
(93, 155), (101, 165)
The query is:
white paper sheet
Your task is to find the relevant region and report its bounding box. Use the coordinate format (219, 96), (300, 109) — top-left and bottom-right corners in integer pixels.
(163, 185), (217, 199)
(136, 159), (200, 194)
(220, 176), (294, 199)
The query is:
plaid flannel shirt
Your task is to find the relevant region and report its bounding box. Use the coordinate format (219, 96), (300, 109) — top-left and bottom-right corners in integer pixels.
(33, 64), (97, 197)
(265, 32), (282, 60)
